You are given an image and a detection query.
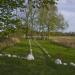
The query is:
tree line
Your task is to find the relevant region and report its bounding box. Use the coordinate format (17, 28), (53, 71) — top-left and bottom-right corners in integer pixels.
(0, 0), (68, 39)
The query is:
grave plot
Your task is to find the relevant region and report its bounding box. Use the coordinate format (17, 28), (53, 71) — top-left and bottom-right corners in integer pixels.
(0, 39), (29, 57)
(0, 39), (35, 60)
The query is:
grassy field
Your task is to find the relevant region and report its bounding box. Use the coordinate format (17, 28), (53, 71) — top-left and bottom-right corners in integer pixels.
(49, 36), (75, 48)
(0, 38), (75, 75)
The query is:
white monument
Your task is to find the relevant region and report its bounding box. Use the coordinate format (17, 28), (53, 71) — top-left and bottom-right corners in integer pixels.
(27, 53), (34, 60)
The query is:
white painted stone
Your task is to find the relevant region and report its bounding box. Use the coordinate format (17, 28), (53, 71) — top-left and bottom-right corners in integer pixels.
(7, 54), (11, 57)
(63, 63), (68, 66)
(55, 59), (62, 64)
(5, 54), (12, 57)
(70, 62), (75, 67)
(27, 53), (34, 60)
(0, 54), (3, 56)
(12, 55), (17, 58)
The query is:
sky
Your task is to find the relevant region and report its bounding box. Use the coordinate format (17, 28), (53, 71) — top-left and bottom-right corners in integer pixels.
(57, 0), (75, 32)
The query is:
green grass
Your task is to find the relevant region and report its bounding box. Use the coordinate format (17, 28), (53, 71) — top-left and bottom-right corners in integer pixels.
(0, 39), (75, 75)
(36, 40), (75, 62)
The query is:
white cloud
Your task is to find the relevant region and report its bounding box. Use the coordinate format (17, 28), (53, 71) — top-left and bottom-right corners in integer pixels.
(60, 10), (75, 18)
(57, 0), (75, 32)
(59, 10), (75, 32)
(58, 0), (75, 4)
(67, 0), (75, 4)
(57, 0), (67, 4)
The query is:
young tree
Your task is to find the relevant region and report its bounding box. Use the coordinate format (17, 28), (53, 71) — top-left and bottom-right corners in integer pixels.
(0, 0), (24, 37)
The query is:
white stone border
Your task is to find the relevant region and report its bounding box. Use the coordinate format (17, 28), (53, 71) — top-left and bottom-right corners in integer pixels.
(0, 53), (75, 67)
(0, 53), (26, 59)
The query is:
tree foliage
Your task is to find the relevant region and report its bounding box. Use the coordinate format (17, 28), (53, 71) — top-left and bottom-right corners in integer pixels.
(0, 0), (68, 39)
(0, 0), (24, 35)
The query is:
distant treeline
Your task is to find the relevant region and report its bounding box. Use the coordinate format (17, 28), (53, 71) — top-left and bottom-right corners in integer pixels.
(27, 31), (75, 36)
(51, 32), (75, 36)
(0, 31), (75, 41)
